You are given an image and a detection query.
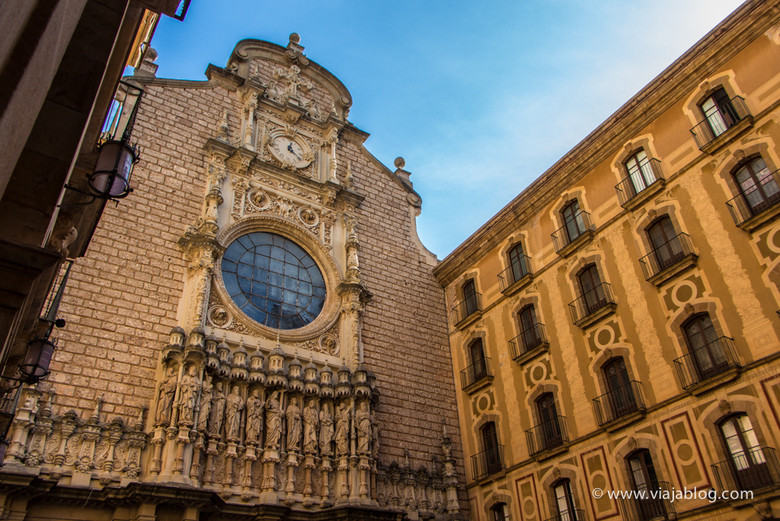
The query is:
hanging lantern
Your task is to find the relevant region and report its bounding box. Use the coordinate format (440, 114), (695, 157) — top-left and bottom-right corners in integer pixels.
(89, 139), (139, 199)
(18, 338), (56, 384)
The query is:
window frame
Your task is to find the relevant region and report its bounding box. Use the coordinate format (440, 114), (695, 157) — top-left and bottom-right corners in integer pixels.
(682, 313), (728, 379)
(646, 216), (684, 271)
(732, 155), (779, 216)
(624, 148), (657, 195)
(561, 199), (586, 243)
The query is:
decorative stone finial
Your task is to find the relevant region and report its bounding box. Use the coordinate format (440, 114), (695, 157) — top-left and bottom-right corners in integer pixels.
(285, 33), (309, 66)
(394, 157), (405, 169)
(394, 157), (412, 186)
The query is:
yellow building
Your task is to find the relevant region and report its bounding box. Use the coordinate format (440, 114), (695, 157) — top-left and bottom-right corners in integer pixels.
(434, 2), (780, 520)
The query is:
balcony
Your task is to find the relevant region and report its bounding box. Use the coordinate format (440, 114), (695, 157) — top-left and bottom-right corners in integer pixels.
(460, 358), (493, 393)
(690, 96), (752, 153)
(618, 482), (676, 521)
(615, 159), (666, 210)
(509, 324), (549, 364)
(674, 337), (741, 393)
(526, 416), (569, 458)
(712, 447), (780, 494)
(552, 211), (595, 257)
(498, 255), (533, 295)
(452, 291), (482, 328)
(727, 168), (780, 232)
(639, 233), (698, 286)
(471, 445), (505, 481)
(593, 381), (646, 429)
(543, 509), (585, 521)
(569, 283), (617, 329)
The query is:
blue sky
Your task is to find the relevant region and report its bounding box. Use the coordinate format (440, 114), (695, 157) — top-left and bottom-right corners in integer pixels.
(150, 0), (745, 258)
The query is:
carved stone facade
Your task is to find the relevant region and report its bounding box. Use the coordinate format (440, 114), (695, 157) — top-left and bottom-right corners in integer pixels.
(0, 35), (465, 520)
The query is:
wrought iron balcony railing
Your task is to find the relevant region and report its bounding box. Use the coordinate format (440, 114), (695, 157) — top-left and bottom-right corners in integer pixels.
(593, 381), (646, 426)
(618, 482), (676, 521)
(526, 416), (569, 456)
(452, 291), (482, 324)
(712, 446), (780, 493)
(543, 509), (585, 521)
(498, 254), (532, 291)
(509, 323), (548, 361)
(552, 210), (595, 253)
(460, 357), (493, 390)
(471, 444), (505, 480)
(726, 168), (780, 227)
(569, 282), (616, 324)
(615, 158), (665, 207)
(639, 233), (695, 280)
(690, 96), (750, 149)
(673, 337), (740, 389)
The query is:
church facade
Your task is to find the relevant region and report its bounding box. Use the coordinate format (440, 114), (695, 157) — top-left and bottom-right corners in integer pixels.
(434, 2), (780, 521)
(0, 35), (466, 521)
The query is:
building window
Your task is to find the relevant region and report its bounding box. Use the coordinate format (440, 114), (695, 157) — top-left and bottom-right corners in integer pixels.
(720, 414), (770, 490)
(700, 87), (739, 138)
(508, 242), (529, 283)
(481, 421), (502, 475)
(682, 313), (728, 379)
(221, 232), (326, 329)
(469, 338), (488, 381)
(561, 200), (586, 243)
(491, 503), (508, 521)
(627, 450), (667, 520)
(552, 479), (580, 521)
(537, 393), (563, 448)
(733, 155), (780, 216)
(578, 264), (607, 315)
(603, 357), (637, 418)
(462, 279), (478, 316)
(646, 216), (684, 271)
(625, 149), (657, 195)
(518, 305), (543, 350)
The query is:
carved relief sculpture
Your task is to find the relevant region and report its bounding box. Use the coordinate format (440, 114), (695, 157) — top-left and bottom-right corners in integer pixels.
(303, 399), (318, 454)
(225, 386), (245, 442)
(286, 397), (302, 452)
(155, 366), (178, 425)
(178, 365), (200, 425)
(208, 381), (226, 438)
(335, 401), (350, 456)
(319, 401), (333, 457)
(356, 401), (371, 455)
(245, 389), (265, 445)
(265, 391), (283, 450)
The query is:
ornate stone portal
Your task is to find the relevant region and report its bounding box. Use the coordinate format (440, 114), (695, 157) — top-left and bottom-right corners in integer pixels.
(0, 33), (461, 521)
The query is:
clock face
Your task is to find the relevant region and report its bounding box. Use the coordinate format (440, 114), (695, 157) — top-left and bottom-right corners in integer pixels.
(269, 135), (311, 168)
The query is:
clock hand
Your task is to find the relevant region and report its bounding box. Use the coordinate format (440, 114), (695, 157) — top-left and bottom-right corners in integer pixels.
(287, 142), (301, 159)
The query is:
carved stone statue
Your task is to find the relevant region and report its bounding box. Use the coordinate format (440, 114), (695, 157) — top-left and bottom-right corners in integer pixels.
(286, 397), (302, 452)
(303, 399), (318, 454)
(207, 381), (226, 438)
(319, 401), (334, 457)
(225, 386), (245, 442)
(265, 391), (283, 450)
(178, 365), (200, 425)
(197, 375), (213, 432)
(155, 366), (178, 425)
(356, 401), (371, 455)
(245, 389), (265, 445)
(335, 401), (350, 456)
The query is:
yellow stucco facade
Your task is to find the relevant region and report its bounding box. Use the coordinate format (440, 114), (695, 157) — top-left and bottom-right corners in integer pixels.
(434, 2), (780, 520)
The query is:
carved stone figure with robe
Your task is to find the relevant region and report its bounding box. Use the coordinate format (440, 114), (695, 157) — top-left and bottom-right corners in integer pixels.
(207, 381), (226, 438)
(225, 385), (245, 442)
(356, 400), (371, 455)
(286, 397), (302, 452)
(264, 391), (283, 450)
(197, 375), (213, 432)
(155, 366), (178, 425)
(335, 401), (350, 456)
(303, 398), (318, 454)
(178, 364), (200, 425)
(245, 389), (265, 445)
(319, 401), (334, 457)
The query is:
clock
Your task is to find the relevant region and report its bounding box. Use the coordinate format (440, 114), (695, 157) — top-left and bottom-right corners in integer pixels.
(269, 135), (312, 168)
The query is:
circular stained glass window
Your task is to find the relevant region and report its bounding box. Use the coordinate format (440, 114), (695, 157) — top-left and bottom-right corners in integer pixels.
(221, 232), (326, 329)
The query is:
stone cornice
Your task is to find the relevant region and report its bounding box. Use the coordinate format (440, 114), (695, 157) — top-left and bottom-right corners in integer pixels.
(434, 0), (779, 286)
